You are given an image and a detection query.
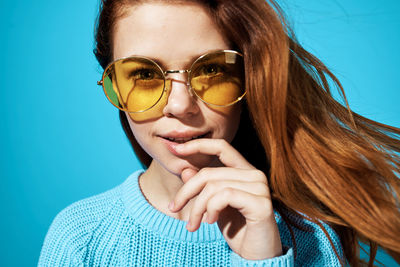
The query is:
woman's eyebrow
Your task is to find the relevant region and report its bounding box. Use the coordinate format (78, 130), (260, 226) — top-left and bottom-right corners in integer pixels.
(121, 50), (224, 69)
(119, 56), (170, 69)
(142, 54), (209, 69)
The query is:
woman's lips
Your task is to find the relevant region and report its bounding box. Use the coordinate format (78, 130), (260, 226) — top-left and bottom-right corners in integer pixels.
(163, 132), (208, 143)
(158, 132), (211, 156)
(159, 137), (183, 156)
(160, 131), (209, 141)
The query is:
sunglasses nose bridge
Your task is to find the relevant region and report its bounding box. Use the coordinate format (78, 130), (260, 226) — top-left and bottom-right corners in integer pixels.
(165, 69), (189, 74)
(164, 69), (191, 89)
(164, 69), (189, 81)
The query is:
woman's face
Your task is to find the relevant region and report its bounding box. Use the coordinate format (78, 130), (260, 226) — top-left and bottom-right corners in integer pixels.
(113, 3), (241, 176)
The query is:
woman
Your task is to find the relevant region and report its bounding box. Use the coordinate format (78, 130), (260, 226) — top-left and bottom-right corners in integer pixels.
(39, 0), (400, 266)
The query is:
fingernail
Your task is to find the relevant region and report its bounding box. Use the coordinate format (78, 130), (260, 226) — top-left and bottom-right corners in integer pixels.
(186, 221), (192, 230)
(168, 201), (175, 211)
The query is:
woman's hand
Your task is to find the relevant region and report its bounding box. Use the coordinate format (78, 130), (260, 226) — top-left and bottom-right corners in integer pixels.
(168, 138), (283, 260)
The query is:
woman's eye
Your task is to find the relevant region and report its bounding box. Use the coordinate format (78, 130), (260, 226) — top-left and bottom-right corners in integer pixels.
(131, 69), (157, 80)
(139, 70), (155, 79)
(202, 64), (222, 75)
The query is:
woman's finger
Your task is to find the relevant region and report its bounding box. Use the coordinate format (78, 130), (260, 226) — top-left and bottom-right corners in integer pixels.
(171, 168), (268, 212)
(181, 168), (198, 183)
(187, 187), (273, 232)
(186, 180), (271, 231)
(174, 138), (254, 169)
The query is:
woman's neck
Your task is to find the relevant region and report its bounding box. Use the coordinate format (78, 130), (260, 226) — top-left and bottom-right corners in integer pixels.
(138, 160), (194, 221)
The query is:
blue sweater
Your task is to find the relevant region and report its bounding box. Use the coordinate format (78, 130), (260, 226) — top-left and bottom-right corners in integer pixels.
(38, 170), (344, 266)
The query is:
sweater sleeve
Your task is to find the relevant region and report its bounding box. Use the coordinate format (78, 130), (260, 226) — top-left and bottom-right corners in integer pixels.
(37, 202), (93, 267)
(230, 246), (294, 267)
(38, 185), (122, 267)
(230, 216), (344, 266)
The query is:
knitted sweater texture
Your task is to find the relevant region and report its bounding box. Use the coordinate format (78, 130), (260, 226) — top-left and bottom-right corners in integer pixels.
(38, 170), (344, 266)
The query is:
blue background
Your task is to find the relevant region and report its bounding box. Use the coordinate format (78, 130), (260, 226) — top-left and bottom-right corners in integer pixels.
(1, 0), (399, 266)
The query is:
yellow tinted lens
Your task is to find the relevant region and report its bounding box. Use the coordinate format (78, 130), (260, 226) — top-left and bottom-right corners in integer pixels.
(190, 51), (245, 106)
(103, 57), (165, 112)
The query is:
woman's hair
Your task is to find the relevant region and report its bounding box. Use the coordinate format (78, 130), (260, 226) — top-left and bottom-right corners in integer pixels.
(94, 0), (400, 265)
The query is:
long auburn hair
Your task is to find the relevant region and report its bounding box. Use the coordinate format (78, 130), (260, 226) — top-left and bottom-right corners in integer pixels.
(94, 0), (400, 265)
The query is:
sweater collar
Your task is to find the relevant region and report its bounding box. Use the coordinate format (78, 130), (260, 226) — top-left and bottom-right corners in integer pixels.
(121, 169), (225, 243)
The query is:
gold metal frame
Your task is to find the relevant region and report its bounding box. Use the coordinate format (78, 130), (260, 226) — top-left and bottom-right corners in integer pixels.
(97, 49), (246, 113)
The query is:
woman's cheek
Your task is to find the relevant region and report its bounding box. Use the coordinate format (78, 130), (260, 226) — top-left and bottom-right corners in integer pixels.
(127, 92), (167, 122)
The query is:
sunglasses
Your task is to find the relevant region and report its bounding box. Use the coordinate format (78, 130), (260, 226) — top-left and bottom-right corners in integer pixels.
(97, 50), (246, 113)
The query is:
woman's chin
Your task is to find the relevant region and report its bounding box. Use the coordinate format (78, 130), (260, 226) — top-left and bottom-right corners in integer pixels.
(160, 154), (218, 177)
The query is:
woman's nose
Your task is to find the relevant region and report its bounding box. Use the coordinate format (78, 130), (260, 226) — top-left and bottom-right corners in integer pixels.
(162, 74), (200, 118)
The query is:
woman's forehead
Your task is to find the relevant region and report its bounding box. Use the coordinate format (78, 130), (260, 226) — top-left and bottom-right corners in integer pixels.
(112, 3), (230, 66)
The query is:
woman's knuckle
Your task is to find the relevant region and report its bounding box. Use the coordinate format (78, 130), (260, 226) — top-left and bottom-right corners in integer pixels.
(252, 169), (266, 182)
(258, 182), (270, 195)
(223, 187), (235, 197)
(205, 180), (218, 191)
